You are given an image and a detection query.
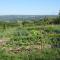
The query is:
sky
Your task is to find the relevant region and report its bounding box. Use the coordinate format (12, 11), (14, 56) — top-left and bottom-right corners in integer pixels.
(0, 0), (60, 15)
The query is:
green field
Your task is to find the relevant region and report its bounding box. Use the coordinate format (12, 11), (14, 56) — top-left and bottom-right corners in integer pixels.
(0, 15), (60, 60)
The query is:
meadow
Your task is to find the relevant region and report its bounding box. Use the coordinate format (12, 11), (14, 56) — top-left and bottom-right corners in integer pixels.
(0, 15), (60, 60)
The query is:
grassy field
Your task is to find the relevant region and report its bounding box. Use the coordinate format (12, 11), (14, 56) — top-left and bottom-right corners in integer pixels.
(0, 19), (60, 60)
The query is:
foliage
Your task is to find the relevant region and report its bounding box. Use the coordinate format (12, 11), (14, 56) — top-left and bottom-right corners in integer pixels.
(0, 13), (60, 60)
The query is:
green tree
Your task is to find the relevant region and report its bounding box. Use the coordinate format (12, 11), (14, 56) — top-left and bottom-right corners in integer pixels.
(59, 10), (60, 18)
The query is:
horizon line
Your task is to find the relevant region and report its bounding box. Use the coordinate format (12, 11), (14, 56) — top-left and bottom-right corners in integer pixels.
(0, 14), (58, 16)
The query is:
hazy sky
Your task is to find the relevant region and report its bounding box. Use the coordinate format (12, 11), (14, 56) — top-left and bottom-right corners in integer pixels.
(0, 0), (60, 15)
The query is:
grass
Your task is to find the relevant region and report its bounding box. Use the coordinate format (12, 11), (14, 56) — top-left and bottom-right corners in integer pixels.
(0, 21), (60, 60)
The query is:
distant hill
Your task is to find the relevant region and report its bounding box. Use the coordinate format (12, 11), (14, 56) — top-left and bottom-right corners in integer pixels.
(0, 15), (57, 22)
